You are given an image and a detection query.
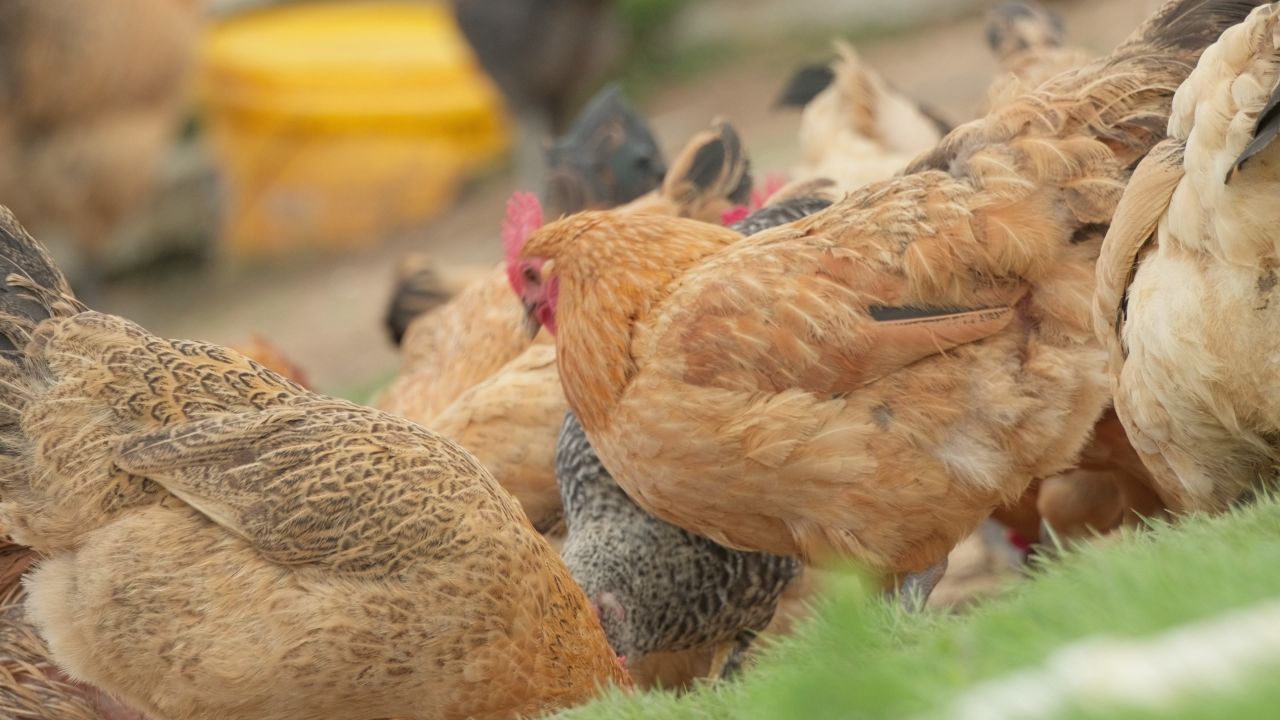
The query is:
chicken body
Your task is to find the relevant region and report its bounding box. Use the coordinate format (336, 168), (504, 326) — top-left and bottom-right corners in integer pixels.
(788, 42), (947, 192)
(431, 343), (566, 533)
(519, 0), (1262, 575)
(1097, 2), (1280, 513)
(552, 197), (835, 680)
(558, 412), (800, 675)
(0, 210), (627, 720)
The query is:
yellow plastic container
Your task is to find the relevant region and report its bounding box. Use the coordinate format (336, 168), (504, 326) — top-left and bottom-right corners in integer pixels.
(199, 2), (509, 258)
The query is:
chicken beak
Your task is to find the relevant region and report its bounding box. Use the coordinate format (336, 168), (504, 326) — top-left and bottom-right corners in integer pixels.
(521, 300), (542, 338)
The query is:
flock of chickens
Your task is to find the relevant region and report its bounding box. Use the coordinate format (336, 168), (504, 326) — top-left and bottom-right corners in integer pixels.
(3, 0), (1280, 718)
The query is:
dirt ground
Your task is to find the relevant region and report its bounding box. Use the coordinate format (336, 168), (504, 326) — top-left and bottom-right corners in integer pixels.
(96, 0), (1153, 396)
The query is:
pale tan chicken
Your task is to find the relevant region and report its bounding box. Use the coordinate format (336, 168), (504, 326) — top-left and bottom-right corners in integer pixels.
(430, 343), (566, 533)
(511, 0), (1261, 598)
(788, 41), (947, 192)
(0, 209), (628, 720)
(1096, 2), (1280, 514)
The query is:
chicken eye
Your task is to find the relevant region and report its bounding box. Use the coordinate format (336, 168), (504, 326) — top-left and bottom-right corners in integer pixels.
(523, 267), (540, 285)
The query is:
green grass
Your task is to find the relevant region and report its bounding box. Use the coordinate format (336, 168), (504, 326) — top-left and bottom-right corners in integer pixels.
(325, 366), (397, 406)
(558, 499), (1280, 719)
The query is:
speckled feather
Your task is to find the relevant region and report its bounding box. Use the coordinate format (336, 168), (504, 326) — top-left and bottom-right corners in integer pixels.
(558, 412), (799, 664)
(0, 208), (628, 720)
(525, 0), (1262, 574)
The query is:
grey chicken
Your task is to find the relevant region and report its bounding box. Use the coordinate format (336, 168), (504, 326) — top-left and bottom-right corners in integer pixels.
(557, 412), (800, 679)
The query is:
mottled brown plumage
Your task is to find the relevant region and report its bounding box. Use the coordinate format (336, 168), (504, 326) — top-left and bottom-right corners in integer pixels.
(227, 334), (311, 389)
(1096, 3), (1280, 513)
(0, 208), (628, 720)
(519, 0), (1262, 576)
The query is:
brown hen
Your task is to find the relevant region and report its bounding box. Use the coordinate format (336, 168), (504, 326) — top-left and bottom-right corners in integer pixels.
(512, 0), (1263, 596)
(378, 122), (754, 531)
(0, 208), (628, 720)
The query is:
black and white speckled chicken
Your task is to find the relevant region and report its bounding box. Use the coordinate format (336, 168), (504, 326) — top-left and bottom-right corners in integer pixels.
(556, 412), (800, 679)
(452, 0), (621, 191)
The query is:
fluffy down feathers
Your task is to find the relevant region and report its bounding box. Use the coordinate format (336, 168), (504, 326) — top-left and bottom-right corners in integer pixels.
(1096, 2), (1280, 512)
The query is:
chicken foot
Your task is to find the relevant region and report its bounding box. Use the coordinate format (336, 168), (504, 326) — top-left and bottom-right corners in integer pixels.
(709, 628), (761, 681)
(893, 557), (949, 612)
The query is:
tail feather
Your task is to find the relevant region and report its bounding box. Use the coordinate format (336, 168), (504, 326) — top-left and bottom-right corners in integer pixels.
(774, 64), (836, 108)
(384, 253), (451, 347)
(1129, 0), (1268, 53)
(661, 119), (753, 216)
(0, 208), (81, 361)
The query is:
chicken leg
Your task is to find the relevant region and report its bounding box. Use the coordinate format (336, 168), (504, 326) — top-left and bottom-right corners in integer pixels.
(895, 557), (949, 612)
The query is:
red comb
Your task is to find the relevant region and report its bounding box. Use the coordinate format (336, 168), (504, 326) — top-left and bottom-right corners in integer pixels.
(758, 172), (789, 205)
(721, 205), (751, 226)
(502, 191), (544, 263)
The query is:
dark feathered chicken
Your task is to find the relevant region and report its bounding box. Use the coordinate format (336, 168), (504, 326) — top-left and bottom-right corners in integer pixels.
(557, 412), (800, 678)
(452, 0), (619, 191)
(384, 83), (664, 346)
(544, 83), (665, 217)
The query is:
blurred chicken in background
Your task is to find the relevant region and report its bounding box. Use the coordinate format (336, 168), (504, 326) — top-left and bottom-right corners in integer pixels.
(452, 0), (623, 192)
(383, 82), (665, 347)
(774, 41), (950, 193)
(544, 83), (666, 217)
(0, 0), (199, 301)
(983, 0), (1093, 109)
